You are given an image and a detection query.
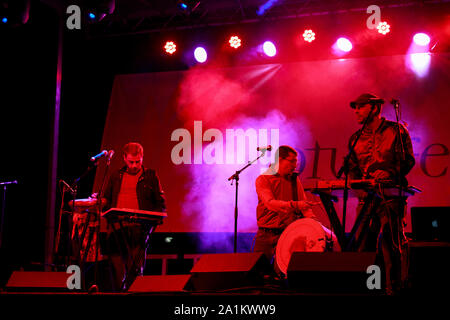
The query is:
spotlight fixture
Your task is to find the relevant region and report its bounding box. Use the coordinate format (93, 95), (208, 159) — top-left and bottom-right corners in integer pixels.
(262, 41), (277, 57)
(194, 47), (207, 63)
(229, 36), (242, 49)
(377, 22), (390, 35)
(177, 0), (200, 13)
(164, 41), (177, 54)
(84, 0), (115, 22)
(302, 29), (316, 42)
(336, 37), (352, 52)
(413, 33), (431, 46)
(0, 0), (30, 26)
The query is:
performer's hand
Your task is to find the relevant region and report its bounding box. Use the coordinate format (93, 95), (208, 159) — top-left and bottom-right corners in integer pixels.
(293, 200), (321, 211)
(370, 170), (390, 181)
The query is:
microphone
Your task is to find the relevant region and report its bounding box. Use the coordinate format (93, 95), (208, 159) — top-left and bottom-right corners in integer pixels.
(390, 98), (400, 105)
(90, 150), (108, 162)
(368, 98), (385, 104)
(60, 180), (76, 194)
(257, 145), (272, 152)
(107, 150), (115, 160)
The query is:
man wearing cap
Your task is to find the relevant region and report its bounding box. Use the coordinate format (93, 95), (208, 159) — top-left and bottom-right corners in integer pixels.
(346, 93), (415, 295)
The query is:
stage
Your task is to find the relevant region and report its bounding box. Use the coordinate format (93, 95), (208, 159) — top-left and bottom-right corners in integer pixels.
(1, 2), (450, 314)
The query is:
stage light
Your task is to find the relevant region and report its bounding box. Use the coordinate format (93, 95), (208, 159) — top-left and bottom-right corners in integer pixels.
(263, 41), (276, 57)
(413, 33), (430, 46)
(377, 22), (390, 35)
(408, 53), (431, 78)
(85, 0), (115, 22)
(229, 36), (241, 49)
(302, 29), (315, 42)
(194, 47), (207, 63)
(177, 1), (200, 13)
(257, 0), (277, 16)
(336, 37), (352, 52)
(0, 0), (30, 25)
(164, 41), (177, 54)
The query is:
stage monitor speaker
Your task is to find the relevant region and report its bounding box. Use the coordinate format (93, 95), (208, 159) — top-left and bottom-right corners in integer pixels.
(5, 271), (73, 292)
(287, 252), (377, 293)
(407, 242), (450, 292)
(128, 275), (192, 293)
(189, 252), (271, 291)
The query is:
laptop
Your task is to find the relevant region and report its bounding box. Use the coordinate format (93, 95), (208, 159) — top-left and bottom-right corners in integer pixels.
(410, 207), (450, 242)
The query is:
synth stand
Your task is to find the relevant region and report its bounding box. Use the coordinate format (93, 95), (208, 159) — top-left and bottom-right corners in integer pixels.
(64, 163), (97, 273)
(63, 157), (105, 291)
(336, 107), (375, 249)
(228, 150), (269, 253)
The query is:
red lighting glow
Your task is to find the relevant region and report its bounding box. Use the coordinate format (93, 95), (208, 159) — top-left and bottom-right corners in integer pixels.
(302, 29), (316, 42)
(377, 22), (390, 35)
(229, 36), (242, 49)
(164, 41), (177, 54)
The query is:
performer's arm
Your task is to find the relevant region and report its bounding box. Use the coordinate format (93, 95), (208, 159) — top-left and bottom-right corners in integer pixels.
(294, 177), (317, 218)
(255, 176), (292, 214)
(399, 125), (415, 176)
(152, 171), (166, 213)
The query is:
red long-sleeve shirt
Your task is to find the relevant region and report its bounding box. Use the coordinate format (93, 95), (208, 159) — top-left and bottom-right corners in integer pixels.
(255, 167), (314, 229)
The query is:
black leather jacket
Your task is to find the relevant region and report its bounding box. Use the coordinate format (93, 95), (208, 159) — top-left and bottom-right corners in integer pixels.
(103, 166), (166, 213)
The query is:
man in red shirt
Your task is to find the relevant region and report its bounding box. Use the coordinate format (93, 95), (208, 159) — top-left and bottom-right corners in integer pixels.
(254, 145), (319, 267)
(103, 142), (166, 291)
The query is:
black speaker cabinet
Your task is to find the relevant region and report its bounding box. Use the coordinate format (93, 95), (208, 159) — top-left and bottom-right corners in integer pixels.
(189, 252), (271, 291)
(5, 271), (73, 292)
(128, 274), (192, 293)
(287, 252), (377, 293)
(407, 242), (450, 292)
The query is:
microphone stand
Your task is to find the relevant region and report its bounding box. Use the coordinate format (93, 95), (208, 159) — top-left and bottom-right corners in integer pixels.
(0, 180), (18, 249)
(392, 99), (406, 185)
(392, 99), (406, 249)
(91, 153), (112, 292)
(228, 150), (269, 253)
(336, 108), (374, 249)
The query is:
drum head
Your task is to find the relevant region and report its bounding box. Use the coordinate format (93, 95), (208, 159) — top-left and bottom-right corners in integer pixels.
(276, 218), (326, 275)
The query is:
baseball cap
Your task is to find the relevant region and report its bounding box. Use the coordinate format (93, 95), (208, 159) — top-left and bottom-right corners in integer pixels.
(350, 93), (385, 108)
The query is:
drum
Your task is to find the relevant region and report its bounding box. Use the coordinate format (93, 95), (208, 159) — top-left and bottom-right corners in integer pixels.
(275, 218), (340, 275)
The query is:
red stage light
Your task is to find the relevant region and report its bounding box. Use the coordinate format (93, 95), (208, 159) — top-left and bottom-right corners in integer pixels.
(377, 22), (390, 35)
(164, 41), (177, 54)
(229, 36), (242, 49)
(302, 29), (316, 42)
